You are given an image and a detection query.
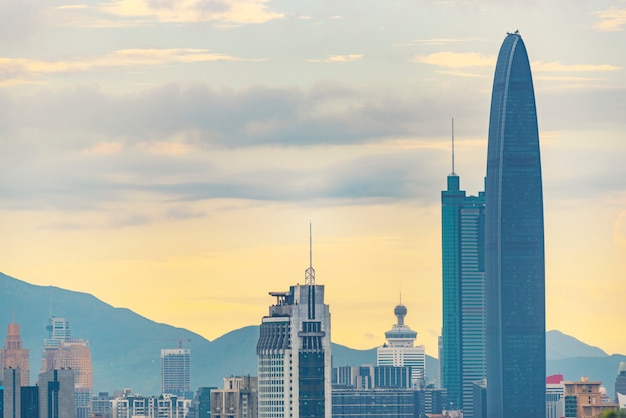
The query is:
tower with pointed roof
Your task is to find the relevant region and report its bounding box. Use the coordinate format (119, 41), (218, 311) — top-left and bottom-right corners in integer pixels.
(0, 320), (30, 386)
(485, 31), (545, 417)
(376, 301), (425, 388)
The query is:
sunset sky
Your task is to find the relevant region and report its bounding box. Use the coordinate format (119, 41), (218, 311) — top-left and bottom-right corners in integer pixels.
(1, 0), (625, 357)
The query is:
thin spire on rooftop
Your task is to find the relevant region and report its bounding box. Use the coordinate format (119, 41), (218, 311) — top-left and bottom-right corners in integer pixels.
(451, 117), (456, 176)
(305, 221), (315, 285)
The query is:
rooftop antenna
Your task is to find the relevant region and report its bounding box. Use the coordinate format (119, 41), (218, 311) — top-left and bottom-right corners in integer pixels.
(305, 221), (315, 285)
(451, 117), (456, 176)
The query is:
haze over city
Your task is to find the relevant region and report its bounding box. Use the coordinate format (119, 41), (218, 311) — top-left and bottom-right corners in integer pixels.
(0, 0), (625, 359)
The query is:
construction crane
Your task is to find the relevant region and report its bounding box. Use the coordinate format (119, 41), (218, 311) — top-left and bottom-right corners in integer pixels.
(151, 338), (192, 349)
(175, 338), (191, 349)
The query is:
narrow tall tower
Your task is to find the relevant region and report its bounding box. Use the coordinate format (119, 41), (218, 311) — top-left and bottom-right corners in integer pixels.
(441, 120), (486, 417)
(485, 31), (545, 417)
(1, 321), (30, 386)
(256, 226), (332, 418)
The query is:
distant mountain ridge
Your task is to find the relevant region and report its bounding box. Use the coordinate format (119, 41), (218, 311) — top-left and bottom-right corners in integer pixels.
(546, 329), (608, 360)
(0, 272), (622, 397)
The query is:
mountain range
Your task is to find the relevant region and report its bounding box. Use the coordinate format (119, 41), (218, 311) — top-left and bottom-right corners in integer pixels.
(0, 272), (623, 397)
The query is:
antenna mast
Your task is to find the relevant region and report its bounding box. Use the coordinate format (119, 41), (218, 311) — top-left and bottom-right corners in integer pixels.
(305, 222), (316, 285)
(451, 117), (456, 175)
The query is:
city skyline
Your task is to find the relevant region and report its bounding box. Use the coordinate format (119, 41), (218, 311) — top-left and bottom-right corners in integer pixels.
(0, 1), (625, 359)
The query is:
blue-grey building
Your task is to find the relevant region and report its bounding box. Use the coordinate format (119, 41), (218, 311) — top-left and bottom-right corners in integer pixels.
(3, 368), (21, 418)
(441, 125), (486, 418)
(332, 365), (412, 390)
(332, 388), (414, 418)
(20, 387), (39, 418)
(38, 369), (75, 418)
(485, 31), (545, 417)
(191, 387), (216, 418)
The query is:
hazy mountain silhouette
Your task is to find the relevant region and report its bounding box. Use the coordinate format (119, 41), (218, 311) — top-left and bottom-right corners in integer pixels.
(546, 329), (608, 360)
(0, 272), (621, 397)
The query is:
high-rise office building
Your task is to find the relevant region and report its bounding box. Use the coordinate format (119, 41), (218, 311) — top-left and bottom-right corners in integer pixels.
(332, 364), (412, 390)
(485, 31), (546, 417)
(41, 317), (71, 373)
(40, 316), (93, 418)
(3, 367), (21, 418)
(210, 376), (258, 418)
(376, 302), (426, 388)
(441, 121), (486, 416)
(38, 368), (75, 418)
(1, 322), (30, 387)
(191, 387), (217, 418)
(161, 348), (191, 398)
(615, 362), (626, 402)
(55, 340), (93, 418)
(332, 388), (416, 418)
(256, 228), (331, 418)
(20, 386), (39, 418)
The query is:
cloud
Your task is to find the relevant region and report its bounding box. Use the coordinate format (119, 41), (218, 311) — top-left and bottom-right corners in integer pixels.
(57, 5), (89, 10)
(435, 70), (488, 78)
(1, 83), (471, 148)
(0, 1), (42, 43)
(0, 49), (243, 85)
(412, 51), (495, 68)
(0, 138), (448, 214)
(403, 38), (471, 47)
(83, 142), (125, 156)
(0, 81), (483, 211)
(100, 0), (284, 25)
(307, 54), (364, 63)
(593, 7), (626, 32)
(137, 141), (192, 155)
(615, 210), (626, 247)
(533, 61), (621, 72)
(413, 53), (622, 80)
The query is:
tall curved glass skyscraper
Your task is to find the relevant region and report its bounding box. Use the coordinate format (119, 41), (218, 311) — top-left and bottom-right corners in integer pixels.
(485, 32), (545, 418)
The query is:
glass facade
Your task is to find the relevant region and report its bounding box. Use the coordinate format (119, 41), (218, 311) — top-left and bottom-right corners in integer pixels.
(257, 284), (331, 418)
(485, 32), (545, 418)
(441, 173), (486, 417)
(332, 389), (415, 418)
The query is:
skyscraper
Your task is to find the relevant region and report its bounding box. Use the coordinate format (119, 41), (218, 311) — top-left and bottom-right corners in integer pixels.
(55, 339), (93, 418)
(41, 316), (71, 373)
(40, 316), (93, 418)
(376, 302), (426, 388)
(1, 321), (30, 387)
(38, 368), (75, 418)
(441, 120), (486, 417)
(485, 31), (546, 417)
(3, 367), (22, 418)
(256, 227), (331, 418)
(161, 348), (192, 398)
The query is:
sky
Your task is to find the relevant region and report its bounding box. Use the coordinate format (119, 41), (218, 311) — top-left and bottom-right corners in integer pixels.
(0, 0), (625, 358)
